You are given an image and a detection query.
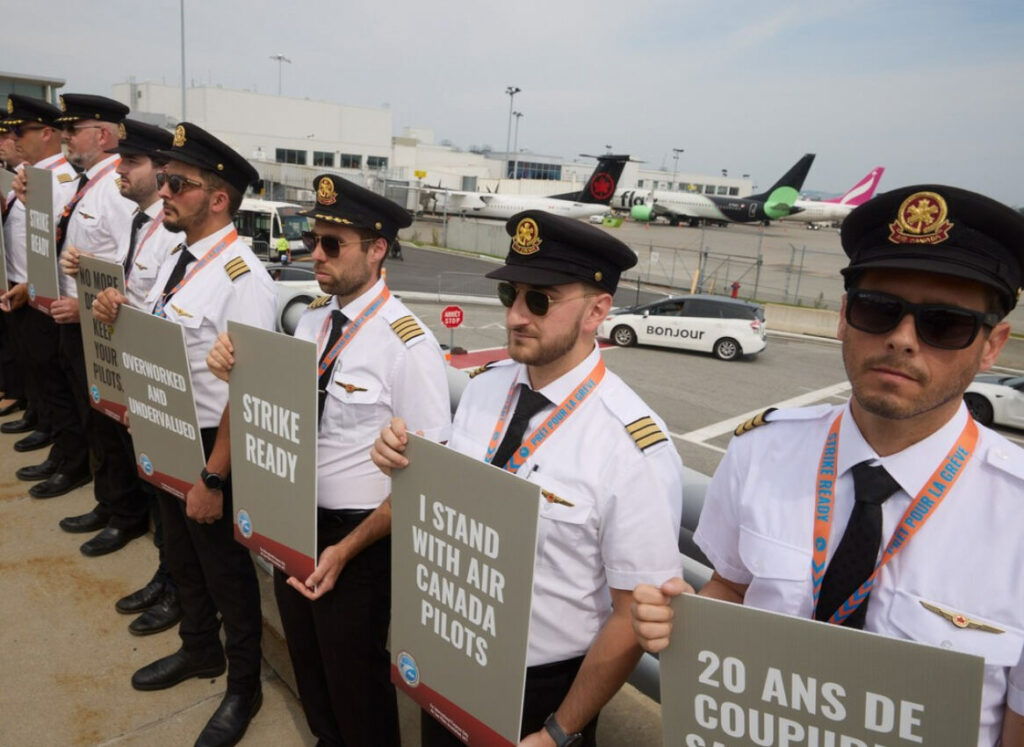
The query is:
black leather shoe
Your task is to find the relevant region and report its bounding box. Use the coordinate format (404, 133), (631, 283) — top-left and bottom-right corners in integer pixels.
(3, 416), (37, 435)
(14, 430), (54, 451)
(194, 690), (263, 747)
(116, 578), (166, 614)
(59, 509), (108, 534)
(29, 472), (92, 499)
(131, 647), (226, 691)
(129, 588), (182, 635)
(80, 524), (148, 557)
(0, 399), (26, 417)
(16, 456), (59, 481)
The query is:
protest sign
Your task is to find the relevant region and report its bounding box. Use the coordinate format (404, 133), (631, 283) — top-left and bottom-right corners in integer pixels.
(661, 594), (984, 746)
(24, 166), (59, 313)
(391, 436), (541, 745)
(114, 306), (204, 498)
(228, 320), (318, 579)
(76, 255), (126, 422)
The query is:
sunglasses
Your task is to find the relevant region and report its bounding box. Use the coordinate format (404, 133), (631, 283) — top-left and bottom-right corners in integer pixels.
(301, 231), (375, 257)
(62, 123), (103, 135)
(155, 172), (210, 195)
(497, 282), (594, 316)
(845, 289), (1000, 350)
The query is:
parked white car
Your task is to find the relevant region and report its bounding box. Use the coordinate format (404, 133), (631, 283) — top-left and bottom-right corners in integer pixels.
(598, 294), (767, 361)
(964, 374), (1024, 429)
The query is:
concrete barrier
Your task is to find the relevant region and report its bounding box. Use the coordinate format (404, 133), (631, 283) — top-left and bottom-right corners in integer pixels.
(765, 303), (839, 338)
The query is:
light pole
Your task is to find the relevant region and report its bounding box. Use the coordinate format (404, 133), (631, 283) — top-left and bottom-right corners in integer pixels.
(671, 147), (684, 190)
(270, 54), (292, 96)
(511, 111), (523, 179)
(504, 86), (521, 179)
(179, 0), (186, 119)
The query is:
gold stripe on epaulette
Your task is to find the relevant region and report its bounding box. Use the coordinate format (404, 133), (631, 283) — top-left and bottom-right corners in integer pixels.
(390, 315), (424, 343)
(733, 407), (778, 437)
(57, 173), (73, 183)
(626, 416), (668, 452)
(468, 361), (496, 378)
(308, 295), (332, 309)
(225, 257), (250, 281)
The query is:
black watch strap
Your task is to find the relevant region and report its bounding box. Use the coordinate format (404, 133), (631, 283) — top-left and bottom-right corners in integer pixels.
(543, 713), (582, 747)
(201, 467), (224, 490)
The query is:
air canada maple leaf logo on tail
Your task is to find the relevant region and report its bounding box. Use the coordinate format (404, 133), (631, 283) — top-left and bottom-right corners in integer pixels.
(589, 172), (614, 201)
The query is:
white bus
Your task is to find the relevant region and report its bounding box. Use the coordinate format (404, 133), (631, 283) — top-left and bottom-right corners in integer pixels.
(234, 198), (310, 260)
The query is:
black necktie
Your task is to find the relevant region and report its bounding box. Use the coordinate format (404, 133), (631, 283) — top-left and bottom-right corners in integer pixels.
(55, 172), (89, 253)
(490, 385), (551, 469)
(158, 245), (194, 305)
(814, 461), (901, 629)
(317, 309), (347, 424)
(124, 211), (151, 276)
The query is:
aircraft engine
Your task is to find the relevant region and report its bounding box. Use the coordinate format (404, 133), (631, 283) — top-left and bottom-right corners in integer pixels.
(630, 204), (655, 222)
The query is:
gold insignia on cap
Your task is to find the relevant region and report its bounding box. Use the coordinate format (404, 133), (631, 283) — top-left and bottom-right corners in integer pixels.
(5, 99), (12, 114)
(117, 122), (126, 140)
(919, 601), (1005, 633)
(216, 163), (224, 171)
(889, 191), (954, 245)
(594, 271), (603, 282)
(512, 217), (541, 255)
(173, 125), (186, 148)
(317, 176), (338, 206)
(375, 221), (382, 230)
(59, 96), (67, 112)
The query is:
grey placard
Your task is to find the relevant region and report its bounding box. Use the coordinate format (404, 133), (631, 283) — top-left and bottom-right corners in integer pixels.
(391, 436), (540, 745)
(24, 166), (59, 312)
(228, 320), (318, 579)
(0, 169), (11, 290)
(76, 255), (126, 422)
(0, 170), (13, 197)
(113, 305), (205, 498)
(661, 594), (984, 746)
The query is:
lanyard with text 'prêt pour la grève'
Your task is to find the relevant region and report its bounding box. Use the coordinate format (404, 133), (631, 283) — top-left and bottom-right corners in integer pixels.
(811, 412), (979, 625)
(485, 358), (606, 474)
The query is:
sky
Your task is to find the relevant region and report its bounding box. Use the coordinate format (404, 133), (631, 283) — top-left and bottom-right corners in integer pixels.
(5, 0), (1024, 204)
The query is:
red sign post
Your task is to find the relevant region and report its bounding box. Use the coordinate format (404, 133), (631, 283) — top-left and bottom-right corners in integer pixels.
(440, 305), (464, 355)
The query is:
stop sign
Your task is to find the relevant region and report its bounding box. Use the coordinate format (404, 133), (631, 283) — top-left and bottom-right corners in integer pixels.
(441, 305), (464, 329)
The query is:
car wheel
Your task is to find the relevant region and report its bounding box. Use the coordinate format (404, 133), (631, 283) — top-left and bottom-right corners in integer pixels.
(713, 337), (741, 361)
(964, 393), (994, 426)
(280, 298), (312, 335)
(611, 325), (637, 347)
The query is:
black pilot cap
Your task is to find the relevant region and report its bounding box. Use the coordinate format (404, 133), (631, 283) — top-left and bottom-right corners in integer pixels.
(300, 173), (412, 242)
(55, 93), (129, 124)
(105, 119), (173, 157)
(840, 184), (1024, 313)
(153, 122), (259, 195)
(486, 210), (637, 294)
(2, 94), (62, 127)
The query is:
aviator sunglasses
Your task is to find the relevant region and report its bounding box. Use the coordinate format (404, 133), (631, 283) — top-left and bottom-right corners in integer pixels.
(845, 288), (1000, 350)
(155, 172), (210, 195)
(497, 282), (594, 316)
(301, 231), (377, 257)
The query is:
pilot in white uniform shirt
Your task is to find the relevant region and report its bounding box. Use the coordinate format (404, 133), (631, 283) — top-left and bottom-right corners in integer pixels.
(124, 200), (181, 309)
(144, 222), (275, 427)
(61, 152), (134, 297)
(450, 343), (684, 667)
(294, 277), (452, 509)
(694, 401), (1024, 745)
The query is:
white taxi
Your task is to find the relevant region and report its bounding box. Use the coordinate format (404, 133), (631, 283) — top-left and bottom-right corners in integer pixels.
(964, 374), (1024, 429)
(598, 294), (766, 361)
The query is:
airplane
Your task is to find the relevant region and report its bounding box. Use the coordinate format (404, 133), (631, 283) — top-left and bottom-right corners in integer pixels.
(425, 154), (629, 221)
(615, 153), (815, 227)
(781, 166), (885, 226)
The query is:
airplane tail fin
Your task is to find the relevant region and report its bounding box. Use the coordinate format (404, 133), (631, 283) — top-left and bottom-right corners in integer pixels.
(751, 153), (815, 220)
(823, 167), (884, 206)
(549, 154), (629, 204)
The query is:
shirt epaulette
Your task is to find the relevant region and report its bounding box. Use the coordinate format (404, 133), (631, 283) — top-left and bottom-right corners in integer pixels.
(984, 439), (1024, 481)
(733, 407), (777, 437)
(308, 295), (332, 309)
(390, 315), (425, 345)
(625, 416), (669, 452)
(224, 257), (250, 281)
(467, 361), (498, 378)
(600, 379), (671, 454)
(57, 173), (73, 183)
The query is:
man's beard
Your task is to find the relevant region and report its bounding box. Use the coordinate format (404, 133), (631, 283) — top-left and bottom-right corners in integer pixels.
(506, 310), (583, 368)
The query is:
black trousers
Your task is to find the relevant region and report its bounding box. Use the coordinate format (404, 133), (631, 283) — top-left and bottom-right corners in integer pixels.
(274, 508), (398, 747)
(0, 308), (24, 400)
(89, 414), (149, 529)
(420, 655), (598, 746)
(3, 304), (35, 411)
(23, 308), (81, 466)
(158, 427), (261, 694)
(43, 321), (89, 475)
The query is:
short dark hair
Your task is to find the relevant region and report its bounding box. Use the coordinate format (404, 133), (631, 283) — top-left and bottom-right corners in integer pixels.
(350, 226), (390, 277)
(202, 169), (243, 215)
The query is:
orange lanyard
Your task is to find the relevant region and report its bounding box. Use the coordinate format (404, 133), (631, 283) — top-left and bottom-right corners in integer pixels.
(811, 413), (979, 624)
(316, 286), (391, 376)
(153, 230), (238, 318)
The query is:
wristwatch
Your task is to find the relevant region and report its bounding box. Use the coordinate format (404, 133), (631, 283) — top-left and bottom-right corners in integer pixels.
(200, 467), (225, 491)
(543, 713), (583, 747)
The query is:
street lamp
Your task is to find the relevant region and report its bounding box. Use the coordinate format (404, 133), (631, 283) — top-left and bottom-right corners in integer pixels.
(671, 147), (684, 190)
(270, 54), (292, 96)
(179, 0), (186, 119)
(511, 111), (523, 179)
(504, 86), (521, 178)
